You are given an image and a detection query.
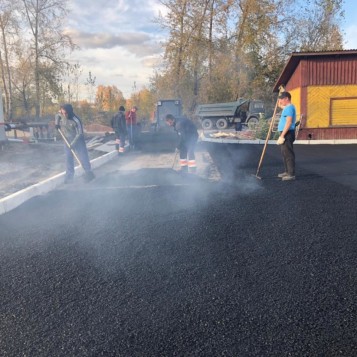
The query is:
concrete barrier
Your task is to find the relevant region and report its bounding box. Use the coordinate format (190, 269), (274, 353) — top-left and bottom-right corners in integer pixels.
(201, 136), (357, 145)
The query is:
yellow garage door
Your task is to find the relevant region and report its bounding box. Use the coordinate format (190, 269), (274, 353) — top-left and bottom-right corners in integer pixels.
(331, 97), (357, 126)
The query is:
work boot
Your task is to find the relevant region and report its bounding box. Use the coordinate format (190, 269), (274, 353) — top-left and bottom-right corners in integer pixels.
(278, 172), (288, 178)
(282, 175), (295, 181)
(83, 171), (95, 182)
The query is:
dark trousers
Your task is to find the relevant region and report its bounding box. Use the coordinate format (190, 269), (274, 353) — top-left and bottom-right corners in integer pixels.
(127, 125), (138, 147)
(180, 137), (197, 160)
(65, 137), (92, 178)
(115, 131), (126, 149)
(280, 130), (295, 175)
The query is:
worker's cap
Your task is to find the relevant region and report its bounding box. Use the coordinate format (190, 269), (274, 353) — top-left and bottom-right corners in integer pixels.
(278, 91), (291, 100)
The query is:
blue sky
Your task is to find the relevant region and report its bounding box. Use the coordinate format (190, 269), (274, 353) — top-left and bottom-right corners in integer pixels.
(66, 0), (357, 100)
(342, 1), (357, 49)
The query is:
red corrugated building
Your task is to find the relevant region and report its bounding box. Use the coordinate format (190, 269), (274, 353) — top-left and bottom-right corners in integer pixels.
(273, 50), (357, 140)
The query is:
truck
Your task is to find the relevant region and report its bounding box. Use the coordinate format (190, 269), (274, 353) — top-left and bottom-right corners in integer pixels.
(153, 99), (182, 131)
(141, 99), (183, 152)
(194, 98), (265, 130)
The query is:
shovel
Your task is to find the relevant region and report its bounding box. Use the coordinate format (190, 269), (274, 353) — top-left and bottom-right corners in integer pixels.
(57, 128), (84, 169)
(172, 150), (179, 169)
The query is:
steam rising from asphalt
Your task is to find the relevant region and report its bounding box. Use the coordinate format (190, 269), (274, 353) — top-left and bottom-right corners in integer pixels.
(0, 141), (262, 275)
(58, 144), (263, 270)
(208, 144), (262, 195)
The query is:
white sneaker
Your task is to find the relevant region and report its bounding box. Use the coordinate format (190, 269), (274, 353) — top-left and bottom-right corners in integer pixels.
(278, 172), (288, 178)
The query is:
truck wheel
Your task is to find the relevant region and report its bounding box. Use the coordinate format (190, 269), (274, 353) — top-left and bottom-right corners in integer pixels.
(247, 117), (259, 130)
(216, 118), (228, 130)
(202, 119), (213, 130)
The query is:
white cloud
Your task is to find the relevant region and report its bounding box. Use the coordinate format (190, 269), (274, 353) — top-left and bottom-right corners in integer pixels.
(141, 56), (163, 68)
(64, 0), (168, 99)
(68, 46), (158, 98)
(67, 0), (167, 34)
(65, 28), (162, 56)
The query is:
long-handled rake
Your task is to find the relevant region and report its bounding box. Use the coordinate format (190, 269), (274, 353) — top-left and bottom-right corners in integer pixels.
(254, 85), (285, 179)
(57, 128), (84, 169)
(171, 150), (179, 169)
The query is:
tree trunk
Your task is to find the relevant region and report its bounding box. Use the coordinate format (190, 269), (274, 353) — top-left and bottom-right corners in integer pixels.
(0, 19), (14, 120)
(0, 50), (9, 120)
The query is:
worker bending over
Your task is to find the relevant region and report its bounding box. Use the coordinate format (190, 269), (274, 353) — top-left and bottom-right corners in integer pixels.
(165, 114), (199, 173)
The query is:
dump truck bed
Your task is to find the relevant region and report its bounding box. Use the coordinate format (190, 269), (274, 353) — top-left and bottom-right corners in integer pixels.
(194, 99), (247, 118)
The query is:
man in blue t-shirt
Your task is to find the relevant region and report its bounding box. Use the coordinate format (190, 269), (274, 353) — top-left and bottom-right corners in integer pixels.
(277, 91), (296, 181)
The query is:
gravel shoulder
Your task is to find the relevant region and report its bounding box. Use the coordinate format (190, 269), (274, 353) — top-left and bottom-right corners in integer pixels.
(0, 141), (102, 199)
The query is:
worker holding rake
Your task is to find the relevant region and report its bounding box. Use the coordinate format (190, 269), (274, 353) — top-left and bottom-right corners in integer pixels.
(277, 91), (297, 181)
(165, 113), (198, 173)
(55, 104), (95, 184)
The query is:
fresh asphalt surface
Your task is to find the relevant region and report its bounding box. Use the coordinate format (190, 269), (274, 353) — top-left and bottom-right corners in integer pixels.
(0, 143), (356, 356)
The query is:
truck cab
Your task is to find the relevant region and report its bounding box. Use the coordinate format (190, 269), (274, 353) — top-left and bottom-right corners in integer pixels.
(235, 100), (265, 130)
(153, 99), (182, 132)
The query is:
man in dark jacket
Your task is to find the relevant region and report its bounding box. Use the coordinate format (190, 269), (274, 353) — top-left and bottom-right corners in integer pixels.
(55, 103), (95, 183)
(111, 105), (127, 154)
(165, 113), (199, 173)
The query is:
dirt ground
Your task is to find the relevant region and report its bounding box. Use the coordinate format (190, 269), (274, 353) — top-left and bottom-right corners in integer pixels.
(0, 141), (102, 199)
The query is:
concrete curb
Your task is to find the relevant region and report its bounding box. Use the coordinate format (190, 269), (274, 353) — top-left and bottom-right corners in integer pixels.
(0, 150), (117, 216)
(201, 137), (357, 145)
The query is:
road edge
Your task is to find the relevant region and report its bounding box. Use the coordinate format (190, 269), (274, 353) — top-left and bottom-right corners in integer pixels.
(0, 150), (117, 216)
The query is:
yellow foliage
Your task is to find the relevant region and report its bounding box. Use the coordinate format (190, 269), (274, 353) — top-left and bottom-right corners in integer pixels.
(95, 85), (125, 112)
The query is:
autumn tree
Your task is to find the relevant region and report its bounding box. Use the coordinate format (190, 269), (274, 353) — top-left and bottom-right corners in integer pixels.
(71, 100), (91, 125)
(155, 1), (216, 111)
(154, 0), (344, 114)
(293, 0), (344, 51)
(95, 85), (125, 113)
(64, 62), (83, 104)
(20, 0), (74, 119)
(11, 54), (35, 118)
(85, 71), (96, 104)
(129, 86), (156, 126)
(0, 0), (20, 120)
